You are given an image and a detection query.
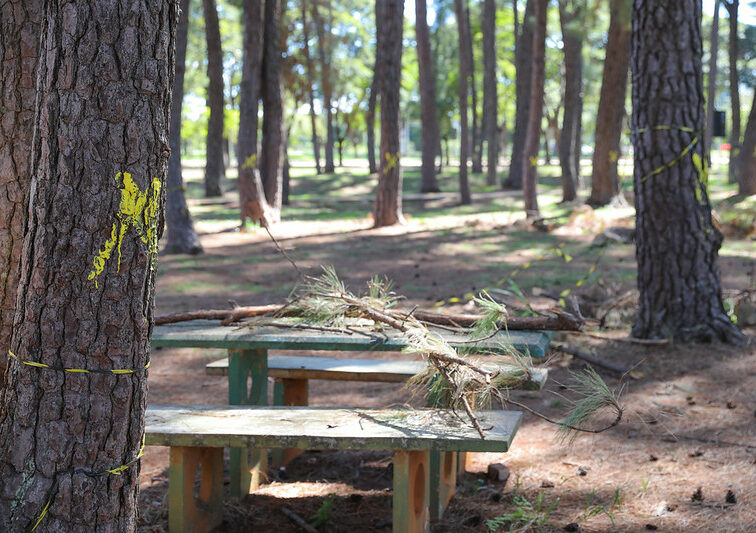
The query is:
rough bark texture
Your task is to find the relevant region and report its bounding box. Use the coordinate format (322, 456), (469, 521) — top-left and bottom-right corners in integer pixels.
(202, 0), (225, 197)
(0, 0), (41, 374)
(0, 2), (177, 529)
(259, 0), (284, 221)
(736, 89), (756, 196)
(282, 123), (291, 205)
(301, 0), (322, 175)
(454, 0), (472, 205)
(558, 0), (584, 202)
(631, 0), (743, 344)
(415, 0), (441, 193)
(723, 0), (740, 182)
(366, 58), (378, 174)
(466, 3), (482, 174)
(166, 0), (203, 254)
(312, 0), (334, 173)
(587, 0), (630, 206)
(482, 0), (498, 186)
(505, 0), (534, 189)
(238, 0), (274, 226)
(704, 0), (720, 161)
(373, 0), (405, 227)
(522, 0), (547, 217)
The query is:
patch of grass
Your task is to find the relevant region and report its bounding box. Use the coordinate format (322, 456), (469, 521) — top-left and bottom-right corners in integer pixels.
(487, 492), (560, 532)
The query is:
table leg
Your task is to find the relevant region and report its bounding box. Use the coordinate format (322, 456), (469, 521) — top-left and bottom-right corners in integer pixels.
(393, 450), (430, 533)
(228, 348), (268, 498)
(271, 378), (309, 467)
(429, 450), (457, 520)
(168, 446), (223, 533)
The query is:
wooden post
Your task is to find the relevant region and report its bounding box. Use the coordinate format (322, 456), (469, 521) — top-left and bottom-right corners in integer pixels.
(168, 447), (223, 533)
(271, 378), (309, 467)
(228, 348), (268, 497)
(393, 450), (430, 533)
(429, 451), (457, 520)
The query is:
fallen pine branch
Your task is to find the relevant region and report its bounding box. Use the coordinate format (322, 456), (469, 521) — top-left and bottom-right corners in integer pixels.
(281, 507), (318, 533)
(574, 331), (671, 346)
(553, 342), (632, 374)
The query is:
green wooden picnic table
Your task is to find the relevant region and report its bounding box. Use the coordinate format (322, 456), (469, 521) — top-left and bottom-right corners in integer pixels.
(150, 319), (553, 497)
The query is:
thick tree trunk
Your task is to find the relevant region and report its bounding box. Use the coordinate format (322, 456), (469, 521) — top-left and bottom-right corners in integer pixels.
(203, 0), (225, 197)
(482, 0), (499, 186)
(415, 0), (441, 193)
(736, 89), (756, 196)
(522, 0), (547, 217)
(260, 0), (284, 222)
(313, 0), (335, 173)
(455, 0), (473, 205)
(0, 2), (177, 529)
(587, 0), (631, 207)
(704, 0), (720, 161)
(466, 3), (483, 174)
(373, 0), (406, 227)
(723, 0), (740, 183)
(631, 0), (743, 344)
(301, 0), (322, 174)
(0, 0), (41, 374)
(166, 0), (203, 255)
(505, 0), (534, 189)
(367, 61), (378, 174)
(283, 123), (291, 205)
(558, 0), (584, 203)
(238, 0), (274, 227)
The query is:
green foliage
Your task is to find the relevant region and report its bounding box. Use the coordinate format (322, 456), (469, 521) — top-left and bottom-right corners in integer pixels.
(577, 488), (622, 529)
(310, 494), (336, 528)
(558, 367), (622, 444)
(486, 492), (560, 532)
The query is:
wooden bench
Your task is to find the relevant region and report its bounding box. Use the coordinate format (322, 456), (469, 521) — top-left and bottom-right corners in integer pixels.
(145, 405), (521, 533)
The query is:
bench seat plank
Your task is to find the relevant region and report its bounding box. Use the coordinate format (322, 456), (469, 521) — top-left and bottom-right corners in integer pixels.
(145, 405), (521, 453)
(152, 320), (553, 357)
(206, 355), (548, 390)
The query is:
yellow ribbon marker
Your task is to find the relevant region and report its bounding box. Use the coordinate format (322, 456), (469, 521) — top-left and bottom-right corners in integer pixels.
(384, 152), (399, 171)
(609, 150), (618, 163)
(88, 172), (162, 288)
(242, 154), (258, 170)
(529, 156), (538, 167)
(8, 350), (150, 375)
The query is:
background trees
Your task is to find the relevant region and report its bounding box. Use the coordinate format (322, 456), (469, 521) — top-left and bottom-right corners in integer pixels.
(203, 0), (226, 197)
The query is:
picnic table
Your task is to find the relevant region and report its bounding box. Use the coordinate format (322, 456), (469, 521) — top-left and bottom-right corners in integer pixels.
(151, 319), (552, 497)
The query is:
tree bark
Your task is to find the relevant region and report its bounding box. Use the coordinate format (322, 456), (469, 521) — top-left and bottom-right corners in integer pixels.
(313, 0), (335, 173)
(482, 0), (499, 187)
(558, 0), (584, 203)
(704, 0), (720, 161)
(283, 123), (291, 205)
(367, 57), (379, 174)
(736, 89), (756, 196)
(238, 0), (274, 227)
(0, 0), (42, 374)
(373, 0), (406, 227)
(587, 0), (631, 207)
(466, 3), (483, 174)
(522, 0), (547, 217)
(203, 0), (225, 197)
(166, 0), (203, 255)
(0, 2), (177, 529)
(631, 0), (744, 344)
(301, 0), (322, 174)
(415, 0), (441, 193)
(455, 0), (472, 204)
(260, 0), (284, 221)
(505, 0), (534, 189)
(723, 0), (740, 183)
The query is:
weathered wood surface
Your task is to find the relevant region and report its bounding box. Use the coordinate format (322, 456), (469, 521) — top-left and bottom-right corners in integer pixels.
(145, 406), (521, 452)
(206, 355), (548, 391)
(152, 320), (553, 357)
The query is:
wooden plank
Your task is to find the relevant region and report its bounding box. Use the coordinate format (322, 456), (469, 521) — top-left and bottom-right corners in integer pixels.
(151, 320), (553, 357)
(206, 355), (549, 391)
(145, 406), (521, 453)
(168, 446), (223, 533)
(393, 450), (430, 533)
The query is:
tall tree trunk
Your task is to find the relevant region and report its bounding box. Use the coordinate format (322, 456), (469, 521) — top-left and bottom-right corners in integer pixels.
(416, 0), (441, 193)
(587, 0), (631, 206)
(736, 89), (756, 196)
(455, 0), (473, 204)
(466, 3), (483, 174)
(373, 0), (406, 227)
(313, 0), (335, 173)
(0, 2), (177, 529)
(166, 0), (203, 255)
(203, 0), (225, 197)
(723, 0), (740, 182)
(283, 123), (291, 205)
(631, 0), (743, 344)
(505, 0), (534, 189)
(301, 0), (322, 174)
(522, 0), (547, 217)
(367, 57), (379, 174)
(704, 0), (720, 161)
(260, 0), (284, 221)
(558, 0), (583, 203)
(482, 0), (499, 186)
(0, 0), (41, 374)
(238, 0), (274, 227)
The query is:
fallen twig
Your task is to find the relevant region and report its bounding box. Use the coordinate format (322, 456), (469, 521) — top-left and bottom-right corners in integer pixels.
(575, 331), (671, 346)
(281, 507), (318, 533)
(553, 342), (632, 374)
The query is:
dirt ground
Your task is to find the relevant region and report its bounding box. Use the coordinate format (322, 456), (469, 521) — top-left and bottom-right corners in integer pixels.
(138, 197), (755, 532)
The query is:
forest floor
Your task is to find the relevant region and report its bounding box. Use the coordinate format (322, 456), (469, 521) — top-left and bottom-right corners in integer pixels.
(138, 158), (755, 532)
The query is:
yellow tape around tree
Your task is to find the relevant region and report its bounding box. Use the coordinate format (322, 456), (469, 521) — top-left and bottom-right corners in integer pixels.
(7, 351), (150, 375)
